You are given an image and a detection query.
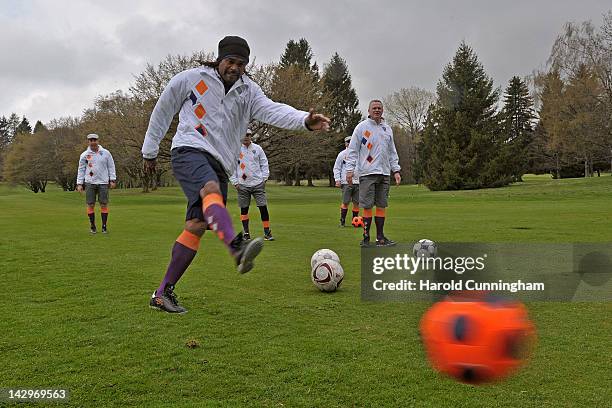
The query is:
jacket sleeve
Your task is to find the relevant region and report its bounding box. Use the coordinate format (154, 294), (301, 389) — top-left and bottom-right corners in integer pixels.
(344, 126), (361, 173)
(258, 146), (270, 180)
(107, 151), (117, 181)
(229, 168), (239, 185)
(142, 71), (189, 159)
(388, 128), (401, 173)
(249, 82), (309, 131)
(333, 152), (343, 182)
(76, 153), (86, 185)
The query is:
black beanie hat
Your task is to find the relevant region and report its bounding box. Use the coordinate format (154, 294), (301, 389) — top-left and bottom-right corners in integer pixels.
(217, 36), (250, 63)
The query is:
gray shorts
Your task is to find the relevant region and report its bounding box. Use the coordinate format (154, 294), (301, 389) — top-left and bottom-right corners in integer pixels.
(85, 183), (109, 206)
(359, 174), (390, 208)
(237, 182), (267, 208)
(341, 184), (359, 205)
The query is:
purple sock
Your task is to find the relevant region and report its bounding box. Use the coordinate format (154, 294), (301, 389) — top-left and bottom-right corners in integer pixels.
(156, 238), (198, 296)
(375, 216), (385, 240)
(203, 194), (236, 252)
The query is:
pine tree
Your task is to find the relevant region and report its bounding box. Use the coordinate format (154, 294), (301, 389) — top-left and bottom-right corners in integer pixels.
(419, 42), (509, 190)
(322, 52), (362, 136)
(501, 76), (535, 181)
(33, 120), (47, 134)
(16, 116), (32, 134)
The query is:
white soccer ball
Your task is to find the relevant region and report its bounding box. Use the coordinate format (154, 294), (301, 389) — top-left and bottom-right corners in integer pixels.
(310, 249), (340, 269)
(311, 259), (344, 292)
(413, 239), (437, 258)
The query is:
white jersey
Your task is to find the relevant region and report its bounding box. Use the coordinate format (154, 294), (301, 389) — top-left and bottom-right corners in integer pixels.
(345, 118), (400, 177)
(333, 148), (359, 185)
(76, 145), (116, 185)
(229, 142), (269, 187)
(142, 66), (309, 176)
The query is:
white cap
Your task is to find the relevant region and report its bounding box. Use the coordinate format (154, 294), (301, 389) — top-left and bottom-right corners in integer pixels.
(87, 133), (99, 140)
(344, 136), (351, 143)
(246, 129), (253, 135)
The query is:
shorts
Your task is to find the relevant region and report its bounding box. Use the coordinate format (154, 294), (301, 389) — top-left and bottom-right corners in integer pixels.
(237, 182), (267, 208)
(341, 184), (359, 205)
(85, 183), (109, 205)
(359, 174), (390, 208)
(171, 147), (229, 221)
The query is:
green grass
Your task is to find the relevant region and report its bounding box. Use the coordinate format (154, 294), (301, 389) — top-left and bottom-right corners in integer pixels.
(1, 176), (611, 407)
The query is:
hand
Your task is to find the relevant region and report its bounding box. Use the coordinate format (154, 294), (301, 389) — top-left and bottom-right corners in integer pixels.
(110, 181), (116, 189)
(233, 184), (239, 190)
(143, 158), (157, 174)
(305, 109), (331, 131)
(346, 171), (353, 185)
(76, 184), (83, 193)
(335, 181), (341, 188)
(394, 172), (401, 186)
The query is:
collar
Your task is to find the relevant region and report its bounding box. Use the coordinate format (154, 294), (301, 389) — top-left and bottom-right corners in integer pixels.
(367, 117), (385, 126)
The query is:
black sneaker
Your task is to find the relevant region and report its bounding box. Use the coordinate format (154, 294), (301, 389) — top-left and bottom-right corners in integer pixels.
(264, 231), (275, 241)
(376, 237), (397, 247)
(102, 226), (108, 234)
(243, 232), (251, 241)
(149, 284), (187, 314)
(231, 232), (264, 274)
(90, 226), (97, 234)
(339, 219), (346, 227)
(360, 234), (371, 247)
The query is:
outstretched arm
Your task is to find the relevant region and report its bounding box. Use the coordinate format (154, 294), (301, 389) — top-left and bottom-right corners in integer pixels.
(250, 83), (329, 131)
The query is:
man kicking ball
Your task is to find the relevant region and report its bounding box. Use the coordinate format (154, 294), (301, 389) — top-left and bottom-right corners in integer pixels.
(142, 36), (330, 313)
(230, 129), (275, 241)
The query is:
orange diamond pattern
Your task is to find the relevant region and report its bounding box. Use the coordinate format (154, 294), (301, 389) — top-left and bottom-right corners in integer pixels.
(194, 103), (206, 119)
(195, 80), (208, 95)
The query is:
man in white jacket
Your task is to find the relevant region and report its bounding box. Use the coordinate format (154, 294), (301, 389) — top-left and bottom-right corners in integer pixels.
(333, 136), (360, 227)
(346, 100), (401, 247)
(230, 129), (274, 241)
(76, 134), (116, 234)
(142, 36), (330, 313)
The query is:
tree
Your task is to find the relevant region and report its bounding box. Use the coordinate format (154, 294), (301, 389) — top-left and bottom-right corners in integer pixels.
(418, 43), (509, 190)
(33, 120), (47, 134)
(16, 117), (32, 134)
(501, 76), (536, 181)
(321, 52), (362, 185)
(548, 12), (612, 174)
(3, 132), (52, 192)
(384, 86), (435, 183)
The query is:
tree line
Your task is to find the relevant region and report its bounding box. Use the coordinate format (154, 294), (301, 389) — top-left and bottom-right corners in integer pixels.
(2, 12), (610, 192)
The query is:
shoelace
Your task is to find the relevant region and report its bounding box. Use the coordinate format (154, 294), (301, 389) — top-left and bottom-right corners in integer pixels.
(165, 289), (179, 306)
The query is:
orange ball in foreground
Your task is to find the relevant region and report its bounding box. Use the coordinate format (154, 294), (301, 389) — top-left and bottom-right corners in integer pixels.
(419, 294), (536, 384)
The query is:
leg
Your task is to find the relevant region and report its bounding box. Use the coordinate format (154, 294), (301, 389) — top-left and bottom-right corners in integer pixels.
(340, 184), (351, 226)
(237, 184), (251, 237)
(359, 176), (376, 245)
(351, 185), (360, 219)
(253, 183), (273, 239)
(200, 180), (237, 251)
(156, 218), (206, 297)
(99, 184), (109, 231)
(374, 176), (394, 246)
(84, 183), (97, 232)
(240, 206), (250, 237)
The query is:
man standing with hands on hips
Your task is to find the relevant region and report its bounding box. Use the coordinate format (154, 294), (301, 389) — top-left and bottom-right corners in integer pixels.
(76, 133), (117, 234)
(230, 129), (275, 241)
(345, 100), (401, 247)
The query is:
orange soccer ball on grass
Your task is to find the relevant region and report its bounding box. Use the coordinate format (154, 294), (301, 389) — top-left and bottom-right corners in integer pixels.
(419, 293), (536, 384)
(351, 216), (364, 228)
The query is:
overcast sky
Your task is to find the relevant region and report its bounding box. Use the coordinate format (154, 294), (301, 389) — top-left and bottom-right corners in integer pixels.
(1, 0), (610, 124)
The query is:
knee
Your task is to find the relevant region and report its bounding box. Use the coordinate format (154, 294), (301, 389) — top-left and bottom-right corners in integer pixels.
(200, 181), (221, 198)
(185, 219), (206, 236)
